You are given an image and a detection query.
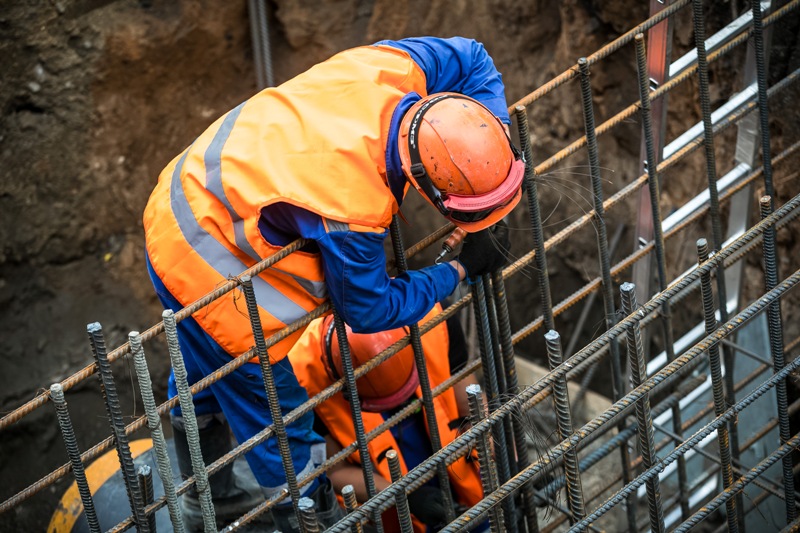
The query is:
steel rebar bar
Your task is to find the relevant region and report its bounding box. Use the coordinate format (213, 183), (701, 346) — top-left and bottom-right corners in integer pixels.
(467, 384), (505, 533)
(342, 485), (363, 533)
(577, 57), (639, 531)
(129, 332), (185, 533)
(88, 322), (151, 533)
(389, 216), (457, 524)
(471, 276), (518, 533)
(298, 496), (321, 533)
(760, 195), (797, 522)
(543, 330), (585, 521)
(49, 383), (102, 533)
(162, 311), (215, 532)
(138, 465), (157, 533)
(515, 105), (555, 333)
(492, 270), (539, 527)
(690, 6), (743, 525)
(239, 275), (305, 529)
(332, 307), (385, 533)
(753, 1), (776, 204)
(698, 238), (739, 532)
(620, 282), (665, 533)
(386, 450), (414, 533)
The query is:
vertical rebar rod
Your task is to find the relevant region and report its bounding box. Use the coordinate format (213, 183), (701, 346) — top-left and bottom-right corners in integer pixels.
(472, 277), (518, 533)
(87, 322), (151, 533)
(467, 384), (505, 533)
(483, 275), (506, 383)
(298, 496), (321, 533)
(690, 0), (732, 318)
(138, 465), (157, 533)
(689, 6), (742, 522)
(571, 225), (625, 407)
(483, 273), (517, 484)
(515, 105), (555, 332)
(760, 196), (796, 522)
(247, 0), (264, 90)
(515, 104), (549, 533)
(697, 239), (739, 533)
(248, 0), (274, 89)
(492, 270), (540, 529)
(386, 450), (414, 533)
(129, 332), (185, 533)
(543, 330), (585, 522)
(577, 55), (641, 532)
(541, 376), (702, 499)
(389, 215), (456, 524)
(752, 1), (775, 204)
(162, 311), (216, 532)
(620, 283), (665, 533)
(331, 307), (385, 533)
(239, 276), (305, 530)
(49, 383), (102, 533)
(342, 485), (363, 533)
(482, 274), (519, 486)
(634, 33), (691, 526)
(634, 32), (678, 357)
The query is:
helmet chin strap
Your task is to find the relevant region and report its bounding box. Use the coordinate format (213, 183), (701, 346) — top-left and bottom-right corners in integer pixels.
(406, 94), (475, 217)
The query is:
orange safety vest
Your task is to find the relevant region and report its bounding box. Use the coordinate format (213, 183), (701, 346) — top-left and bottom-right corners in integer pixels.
(289, 306), (483, 532)
(143, 45), (427, 360)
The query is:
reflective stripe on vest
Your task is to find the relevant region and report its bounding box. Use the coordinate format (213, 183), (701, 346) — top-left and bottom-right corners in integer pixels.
(144, 45), (428, 360)
(169, 146), (310, 327)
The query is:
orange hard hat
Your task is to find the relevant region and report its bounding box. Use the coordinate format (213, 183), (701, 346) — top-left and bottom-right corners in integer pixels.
(398, 93), (525, 232)
(321, 315), (419, 412)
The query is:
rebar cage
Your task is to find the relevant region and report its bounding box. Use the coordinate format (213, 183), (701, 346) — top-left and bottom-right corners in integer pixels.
(3, 1), (800, 531)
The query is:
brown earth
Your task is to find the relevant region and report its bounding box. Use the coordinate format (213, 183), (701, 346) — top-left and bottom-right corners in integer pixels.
(1, 0), (799, 530)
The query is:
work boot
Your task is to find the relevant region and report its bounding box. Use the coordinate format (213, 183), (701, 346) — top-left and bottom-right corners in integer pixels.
(172, 414), (264, 532)
(270, 477), (345, 532)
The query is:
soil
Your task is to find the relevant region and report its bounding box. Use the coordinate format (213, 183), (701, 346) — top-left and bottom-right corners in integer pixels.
(1, 1), (800, 531)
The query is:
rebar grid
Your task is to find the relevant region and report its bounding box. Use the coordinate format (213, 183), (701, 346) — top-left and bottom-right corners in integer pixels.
(330, 193), (800, 531)
(2, 0), (796, 440)
(4, 4), (800, 533)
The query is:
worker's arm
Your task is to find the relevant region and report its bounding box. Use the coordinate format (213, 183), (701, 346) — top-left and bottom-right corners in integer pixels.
(318, 225), (461, 333)
(376, 36), (511, 124)
(259, 203), (462, 333)
(323, 434), (391, 502)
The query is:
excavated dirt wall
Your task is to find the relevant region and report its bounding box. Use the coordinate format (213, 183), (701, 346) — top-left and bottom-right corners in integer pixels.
(1, 1), (799, 530)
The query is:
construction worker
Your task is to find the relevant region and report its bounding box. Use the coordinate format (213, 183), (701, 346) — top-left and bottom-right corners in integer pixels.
(143, 35), (519, 531)
(288, 304), (486, 533)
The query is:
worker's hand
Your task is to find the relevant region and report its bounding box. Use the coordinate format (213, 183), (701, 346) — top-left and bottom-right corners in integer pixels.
(406, 485), (448, 527)
(456, 220), (511, 280)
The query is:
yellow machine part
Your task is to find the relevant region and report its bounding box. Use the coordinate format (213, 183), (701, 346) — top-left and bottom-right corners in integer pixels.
(48, 439), (153, 533)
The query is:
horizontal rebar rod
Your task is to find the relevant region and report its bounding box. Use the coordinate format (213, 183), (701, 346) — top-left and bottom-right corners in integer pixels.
(0, 238), (311, 431)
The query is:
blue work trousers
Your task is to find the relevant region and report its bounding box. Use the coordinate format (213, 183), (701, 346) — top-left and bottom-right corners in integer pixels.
(146, 254), (324, 497)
